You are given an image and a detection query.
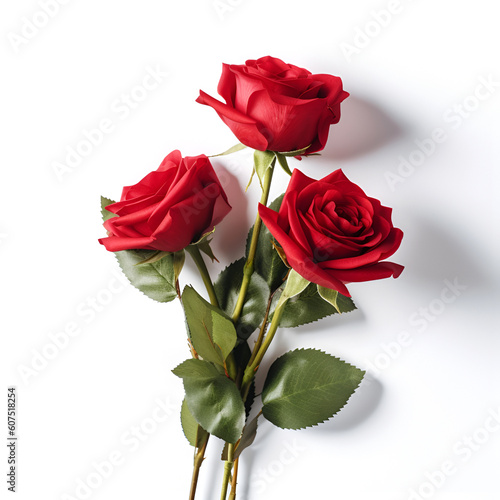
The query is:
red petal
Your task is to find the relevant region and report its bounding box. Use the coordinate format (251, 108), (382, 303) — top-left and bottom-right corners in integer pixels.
(196, 90), (269, 151)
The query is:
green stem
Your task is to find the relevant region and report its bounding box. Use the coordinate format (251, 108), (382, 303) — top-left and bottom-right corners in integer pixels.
(186, 245), (220, 308)
(228, 456), (239, 500)
(247, 290), (274, 367)
(240, 270), (308, 399)
(240, 295), (287, 400)
(189, 433), (209, 500)
(220, 443), (235, 500)
(231, 161), (275, 322)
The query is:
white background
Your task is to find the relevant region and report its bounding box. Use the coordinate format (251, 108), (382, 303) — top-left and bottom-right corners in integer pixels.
(1, 1), (499, 499)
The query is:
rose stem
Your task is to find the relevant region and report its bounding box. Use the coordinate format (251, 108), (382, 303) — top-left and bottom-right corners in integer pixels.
(247, 290), (274, 367)
(223, 295), (287, 499)
(222, 294), (288, 500)
(240, 290), (289, 401)
(228, 456), (239, 500)
(220, 443), (235, 500)
(223, 159), (276, 498)
(219, 159), (275, 498)
(185, 244), (224, 500)
(175, 264), (207, 500)
(186, 245), (220, 308)
(189, 433), (209, 500)
(186, 346), (209, 500)
(231, 159), (275, 322)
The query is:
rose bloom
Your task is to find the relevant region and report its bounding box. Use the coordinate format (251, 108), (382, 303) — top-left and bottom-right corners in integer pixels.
(99, 151), (231, 253)
(196, 56), (348, 154)
(258, 169), (404, 297)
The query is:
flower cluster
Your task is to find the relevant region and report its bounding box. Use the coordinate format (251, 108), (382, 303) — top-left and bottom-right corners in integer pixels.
(100, 56), (403, 500)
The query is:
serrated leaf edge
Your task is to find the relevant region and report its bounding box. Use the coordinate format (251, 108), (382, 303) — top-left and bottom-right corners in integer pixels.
(262, 348), (365, 430)
(114, 252), (177, 303)
(271, 287), (357, 328)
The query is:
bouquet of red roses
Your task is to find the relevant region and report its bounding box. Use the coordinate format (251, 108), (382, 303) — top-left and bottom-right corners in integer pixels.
(99, 56), (403, 500)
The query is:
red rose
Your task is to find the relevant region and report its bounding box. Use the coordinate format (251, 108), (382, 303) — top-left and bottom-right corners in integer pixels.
(196, 56), (348, 154)
(99, 151), (231, 253)
(258, 169), (403, 297)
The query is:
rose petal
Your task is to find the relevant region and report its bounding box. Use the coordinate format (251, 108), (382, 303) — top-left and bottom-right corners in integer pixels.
(245, 89), (327, 152)
(259, 202), (350, 296)
(196, 90), (269, 151)
(321, 261), (404, 283)
(98, 235), (156, 252)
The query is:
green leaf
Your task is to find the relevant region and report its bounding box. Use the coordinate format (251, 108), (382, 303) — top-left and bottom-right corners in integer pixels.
(234, 413), (259, 459)
(115, 249), (177, 303)
(214, 259), (270, 341)
(246, 194), (289, 293)
(272, 283), (356, 328)
(173, 359), (245, 443)
(100, 196), (117, 223)
(211, 310), (238, 362)
(262, 349), (365, 430)
(182, 286), (237, 365)
(180, 399), (209, 448)
(254, 150), (276, 188)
